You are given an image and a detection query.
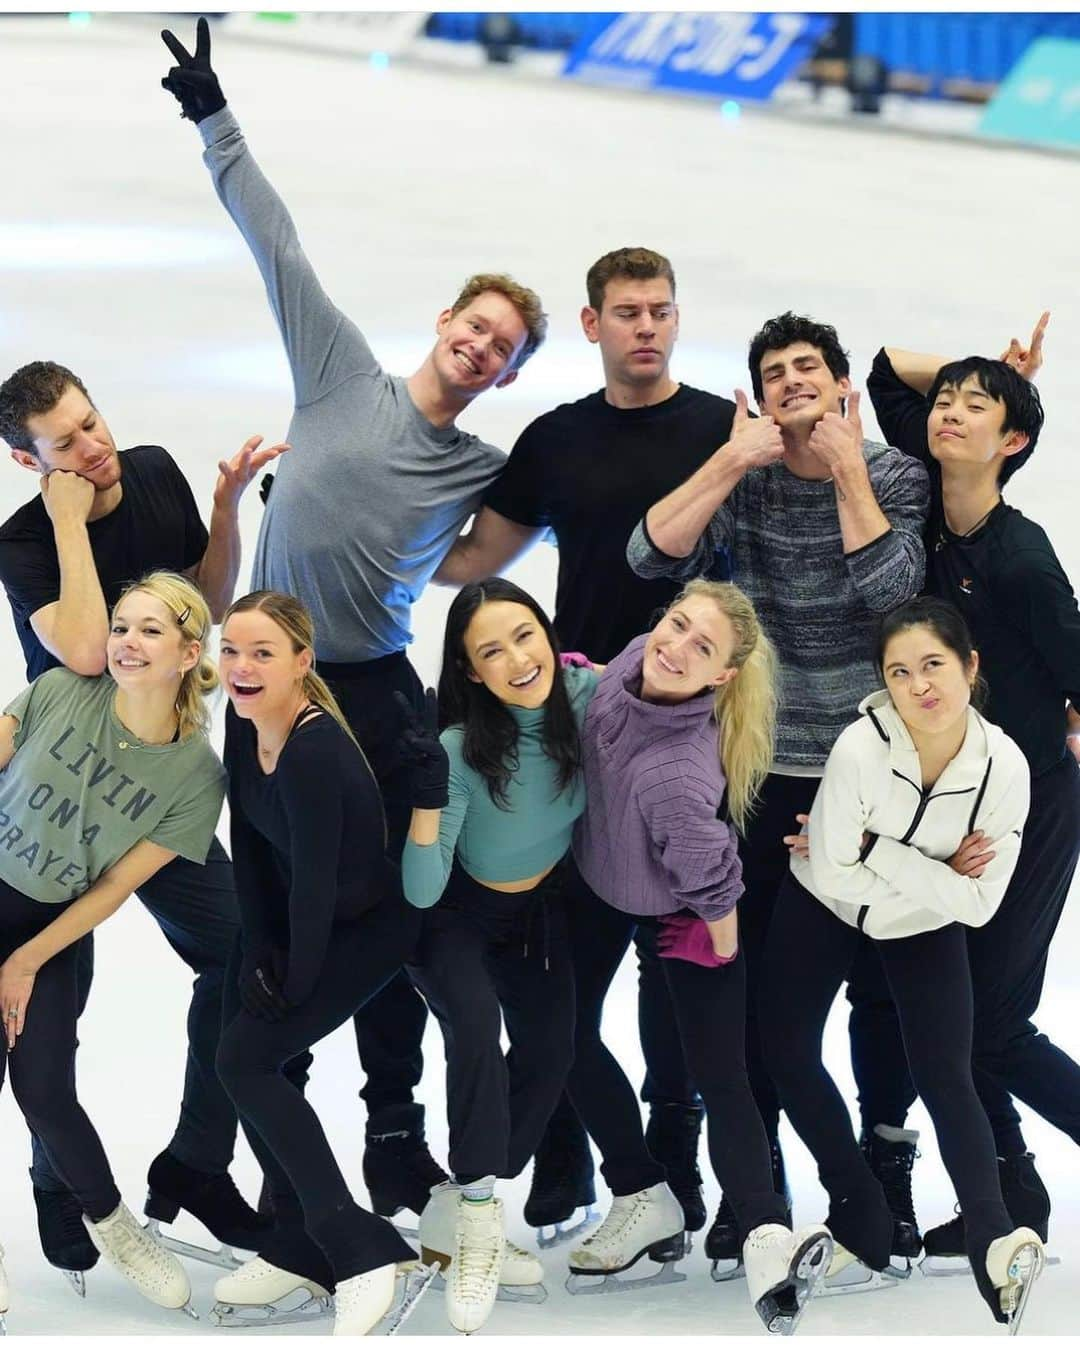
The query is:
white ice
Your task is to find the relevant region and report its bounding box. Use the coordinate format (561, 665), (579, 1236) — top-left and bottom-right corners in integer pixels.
(1, 13), (1078, 1340)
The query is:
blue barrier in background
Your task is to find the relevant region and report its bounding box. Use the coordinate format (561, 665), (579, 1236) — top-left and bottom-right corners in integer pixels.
(979, 37), (1080, 147)
(425, 12), (1080, 101)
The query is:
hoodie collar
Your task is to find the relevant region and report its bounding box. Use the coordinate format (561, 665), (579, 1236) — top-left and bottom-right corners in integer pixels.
(857, 687), (993, 791)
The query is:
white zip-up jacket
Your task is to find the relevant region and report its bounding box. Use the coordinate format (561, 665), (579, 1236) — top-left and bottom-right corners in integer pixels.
(790, 689), (1030, 940)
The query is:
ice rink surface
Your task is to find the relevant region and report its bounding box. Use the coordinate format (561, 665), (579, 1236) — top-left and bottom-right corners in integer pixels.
(1, 12), (1078, 1339)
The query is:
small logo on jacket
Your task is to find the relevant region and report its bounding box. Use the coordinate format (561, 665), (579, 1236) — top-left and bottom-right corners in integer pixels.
(959, 577), (973, 595)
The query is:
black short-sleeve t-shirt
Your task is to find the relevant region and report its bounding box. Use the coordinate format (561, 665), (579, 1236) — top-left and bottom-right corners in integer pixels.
(483, 385), (735, 663)
(0, 445), (209, 680)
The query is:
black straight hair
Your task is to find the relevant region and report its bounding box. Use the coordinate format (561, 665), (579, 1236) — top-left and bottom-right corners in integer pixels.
(926, 356), (1044, 484)
(876, 596), (987, 711)
(437, 578), (581, 809)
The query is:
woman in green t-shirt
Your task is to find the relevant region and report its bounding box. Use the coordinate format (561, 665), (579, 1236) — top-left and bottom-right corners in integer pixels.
(0, 571), (224, 1324)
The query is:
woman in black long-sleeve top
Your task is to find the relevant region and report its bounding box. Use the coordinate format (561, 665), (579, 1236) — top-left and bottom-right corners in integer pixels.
(214, 589), (421, 1334)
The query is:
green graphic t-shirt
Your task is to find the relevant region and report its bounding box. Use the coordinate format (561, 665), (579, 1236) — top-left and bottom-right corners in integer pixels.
(1, 668), (225, 904)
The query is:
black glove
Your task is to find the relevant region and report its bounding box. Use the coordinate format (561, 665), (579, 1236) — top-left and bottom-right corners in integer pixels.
(393, 688), (449, 810)
(161, 17), (227, 124)
(239, 947), (291, 1021)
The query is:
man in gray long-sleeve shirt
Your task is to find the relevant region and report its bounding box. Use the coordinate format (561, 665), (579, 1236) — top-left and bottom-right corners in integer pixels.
(628, 311), (928, 1270)
(161, 19), (547, 1281)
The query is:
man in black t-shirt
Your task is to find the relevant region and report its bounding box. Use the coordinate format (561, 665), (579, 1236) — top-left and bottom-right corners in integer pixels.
(435, 248), (736, 1243)
(0, 360), (285, 1277)
(862, 319), (1080, 1258)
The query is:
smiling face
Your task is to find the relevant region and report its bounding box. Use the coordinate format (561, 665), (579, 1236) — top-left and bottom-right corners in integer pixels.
(927, 375), (1028, 475)
(882, 623), (976, 741)
(756, 340), (850, 432)
(462, 600), (557, 710)
(641, 593), (738, 704)
(17, 383), (121, 490)
(431, 291), (529, 400)
(581, 275), (679, 392)
(219, 608), (312, 721)
(107, 590), (197, 692)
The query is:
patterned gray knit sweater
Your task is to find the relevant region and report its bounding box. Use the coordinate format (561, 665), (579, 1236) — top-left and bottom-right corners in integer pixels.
(627, 443), (929, 770)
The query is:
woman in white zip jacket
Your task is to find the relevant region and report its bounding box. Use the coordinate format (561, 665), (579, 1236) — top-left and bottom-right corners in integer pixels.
(759, 596), (1044, 1332)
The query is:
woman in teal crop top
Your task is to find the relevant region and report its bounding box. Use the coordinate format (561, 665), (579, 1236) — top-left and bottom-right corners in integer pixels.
(396, 578), (597, 1332)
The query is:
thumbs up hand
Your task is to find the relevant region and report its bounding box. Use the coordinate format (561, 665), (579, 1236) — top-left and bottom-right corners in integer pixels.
(726, 389), (784, 472)
(807, 389), (864, 472)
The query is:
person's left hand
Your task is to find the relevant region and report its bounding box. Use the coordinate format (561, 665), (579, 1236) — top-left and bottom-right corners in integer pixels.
(0, 952), (36, 1046)
(807, 390), (864, 474)
(783, 812), (810, 856)
(214, 435), (291, 511)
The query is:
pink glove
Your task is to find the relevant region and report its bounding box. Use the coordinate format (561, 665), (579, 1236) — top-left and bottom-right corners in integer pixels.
(560, 651), (595, 670)
(657, 912), (737, 968)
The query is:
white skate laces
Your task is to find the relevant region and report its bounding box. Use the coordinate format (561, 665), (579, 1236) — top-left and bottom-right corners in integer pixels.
(84, 1203), (192, 1313)
(446, 1198), (506, 1332)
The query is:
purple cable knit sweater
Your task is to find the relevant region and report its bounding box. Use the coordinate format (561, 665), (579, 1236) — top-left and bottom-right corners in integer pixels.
(572, 634), (744, 921)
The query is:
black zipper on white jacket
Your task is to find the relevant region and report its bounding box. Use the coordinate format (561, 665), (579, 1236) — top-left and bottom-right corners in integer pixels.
(855, 759), (996, 933)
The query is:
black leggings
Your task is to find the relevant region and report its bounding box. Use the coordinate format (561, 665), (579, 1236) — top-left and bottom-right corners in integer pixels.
(564, 863), (786, 1240)
(760, 875), (1011, 1281)
(409, 861), (575, 1183)
(216, 892), (421, 1283)
(0, 881), (119, 1220)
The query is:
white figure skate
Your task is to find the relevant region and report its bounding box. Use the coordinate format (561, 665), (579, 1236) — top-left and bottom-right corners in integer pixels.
(0, 1239), (9, 1336)
(420, 1182), (546, 1305)
(986, 1228), (1045, 1336)
(743, 1224), (832, 1335)
(210, 1255), (333, 1328)
(83, 1202), (195, 1318)
(445, 1198), (505, 1334)
(566, 1182), (688, 1295)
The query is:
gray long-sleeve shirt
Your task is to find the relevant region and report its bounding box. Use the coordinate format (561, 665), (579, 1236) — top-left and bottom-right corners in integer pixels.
(198, 109), (506, 662)
(627, 442), (929, 770)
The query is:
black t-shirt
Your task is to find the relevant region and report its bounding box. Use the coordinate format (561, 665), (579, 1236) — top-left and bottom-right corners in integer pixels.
(868, 349), (1080, 777)
(224, 703), (394, 1006)
(483, 385), (734, 663)
(0, 446), (208, 681)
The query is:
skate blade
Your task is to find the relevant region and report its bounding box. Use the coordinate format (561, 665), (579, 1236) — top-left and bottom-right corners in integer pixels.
(566, 1257), (688, 1297)
(758, 1232), (834, 1336)
(536, 1205), (601, 1250)
(820, 1260), (902, 1296)
(1004, 1242), (1045, 1337)
(374, 1260), (440, 1336)
(210, 1287), (334, 1329)
(887, 1255), (913, 1280)
(145, 1218), (243, 1271)
(709, 1257), (745, 1284)
(0, 1310), (6, 1337)
(62, 1269), (87, 1297)
(920, 1252), (1060, 1280)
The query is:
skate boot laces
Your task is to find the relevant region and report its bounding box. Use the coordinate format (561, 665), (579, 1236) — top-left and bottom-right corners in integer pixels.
(578, 1194), (642, 1255)
(454, 1205), (504, 1299)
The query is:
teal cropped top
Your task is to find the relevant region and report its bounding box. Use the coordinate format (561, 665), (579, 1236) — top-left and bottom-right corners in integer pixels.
(401, 665), (599, 907)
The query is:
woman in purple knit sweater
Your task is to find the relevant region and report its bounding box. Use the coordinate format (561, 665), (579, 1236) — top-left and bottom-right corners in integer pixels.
(562, 579), (831, 1335)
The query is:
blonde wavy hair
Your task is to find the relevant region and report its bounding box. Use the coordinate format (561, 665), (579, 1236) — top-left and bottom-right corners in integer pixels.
(114, 571), (218, 739)
(670, 579), (778, 835)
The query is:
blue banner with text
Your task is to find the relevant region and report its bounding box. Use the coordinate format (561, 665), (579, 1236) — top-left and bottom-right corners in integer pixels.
(562, 12), (831, 102)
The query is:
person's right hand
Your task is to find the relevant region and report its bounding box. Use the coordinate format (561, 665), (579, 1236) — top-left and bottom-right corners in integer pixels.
(727, 389), (784, 471)
(394, 688), (450, 811)
(40, 469), (95, 526)
(999, 311), (1049, 382)
(948, 830), (995, 879)
(782, 812), (810, 857)
(161, 17), (227, 124)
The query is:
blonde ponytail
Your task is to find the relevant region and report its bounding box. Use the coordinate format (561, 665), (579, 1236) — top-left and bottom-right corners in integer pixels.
(672, 579), (777, 835)
(115, 571), (218, 739)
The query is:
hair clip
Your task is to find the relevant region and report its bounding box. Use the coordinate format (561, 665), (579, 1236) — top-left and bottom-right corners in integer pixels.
(177, 604), (192, 625)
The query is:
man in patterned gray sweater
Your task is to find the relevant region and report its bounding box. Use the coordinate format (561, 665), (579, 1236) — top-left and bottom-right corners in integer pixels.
(628, 312), (929, 1273)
